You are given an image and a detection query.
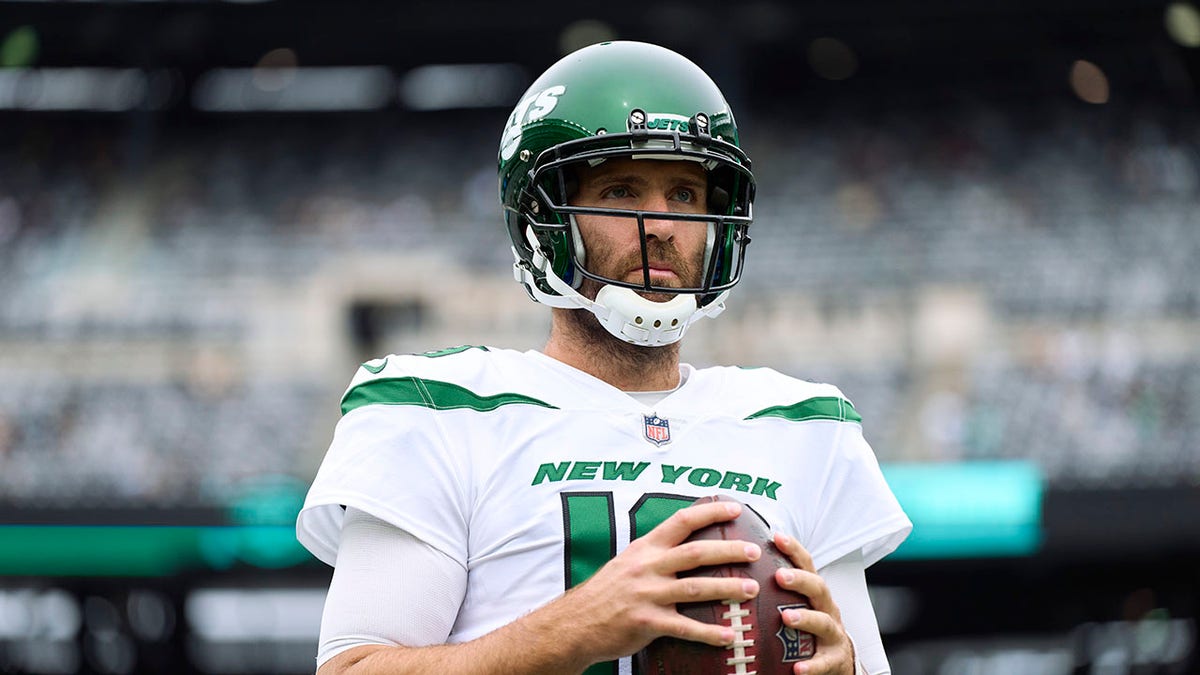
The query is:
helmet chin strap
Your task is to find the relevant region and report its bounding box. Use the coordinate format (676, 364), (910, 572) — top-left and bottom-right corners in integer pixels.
(592, 286), (696, 346)
(514, 235), (729, 347)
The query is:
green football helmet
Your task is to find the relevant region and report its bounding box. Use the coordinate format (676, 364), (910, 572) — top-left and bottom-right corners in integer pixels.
(498, 41), (756, 347)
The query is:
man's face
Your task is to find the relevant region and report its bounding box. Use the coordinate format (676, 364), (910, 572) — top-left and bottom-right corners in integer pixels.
(569, 158), (709, 302)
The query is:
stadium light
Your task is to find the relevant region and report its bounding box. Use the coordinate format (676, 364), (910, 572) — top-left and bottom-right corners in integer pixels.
(559, 19), (617, 56)
(0, 68), (146, 110)
(1070, 59), (1110, 104)
(252, 47), (299, 92)
(193, 66), (393, 112)
(1166, 2), (1200, 47)
(0, 25), (38, 68)
(399, 63), (527, 111)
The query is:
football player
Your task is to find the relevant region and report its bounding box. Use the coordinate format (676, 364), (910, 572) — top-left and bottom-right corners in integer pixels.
(298, 41), (911, 675)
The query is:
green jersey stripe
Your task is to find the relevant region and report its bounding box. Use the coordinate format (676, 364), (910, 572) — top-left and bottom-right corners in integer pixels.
(342, 377), (558, 416)
(744, 396), (863, 424)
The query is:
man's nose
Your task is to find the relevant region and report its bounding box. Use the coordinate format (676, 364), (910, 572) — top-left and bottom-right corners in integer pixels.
(639, 193), (676, 241)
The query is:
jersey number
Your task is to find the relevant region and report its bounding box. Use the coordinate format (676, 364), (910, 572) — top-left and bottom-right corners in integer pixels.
(560, 491), (696, 675)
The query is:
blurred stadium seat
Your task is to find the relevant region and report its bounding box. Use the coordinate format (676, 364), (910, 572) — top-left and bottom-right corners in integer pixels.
(3, 101), (1197, 510)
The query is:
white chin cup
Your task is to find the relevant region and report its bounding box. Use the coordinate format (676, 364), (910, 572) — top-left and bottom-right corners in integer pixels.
(594, 285), (696, 347)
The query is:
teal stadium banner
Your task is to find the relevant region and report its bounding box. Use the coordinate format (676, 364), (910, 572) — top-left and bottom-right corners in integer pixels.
(882, 460), (1044, 559)
(0, 462), (1042, 576)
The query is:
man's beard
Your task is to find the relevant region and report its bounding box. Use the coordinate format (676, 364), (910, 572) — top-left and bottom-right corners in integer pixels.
(559, 238), (703, 378)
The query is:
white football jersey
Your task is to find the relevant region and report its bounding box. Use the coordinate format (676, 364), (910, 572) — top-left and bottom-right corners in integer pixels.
(297, 346), (911, 667)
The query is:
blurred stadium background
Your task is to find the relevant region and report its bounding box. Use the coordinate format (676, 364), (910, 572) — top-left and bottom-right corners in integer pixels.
(1, 0), (1198, 673)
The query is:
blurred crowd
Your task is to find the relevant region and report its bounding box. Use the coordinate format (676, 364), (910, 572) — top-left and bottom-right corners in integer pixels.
(0, 97), (1197, 507)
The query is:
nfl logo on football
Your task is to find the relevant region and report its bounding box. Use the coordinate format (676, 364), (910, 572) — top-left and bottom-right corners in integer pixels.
(776, 602), (816, 661)
(643, 414), (671, 446)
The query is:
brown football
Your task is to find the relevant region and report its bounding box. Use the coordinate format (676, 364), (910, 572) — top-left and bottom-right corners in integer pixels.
(635, 495), (815, 675)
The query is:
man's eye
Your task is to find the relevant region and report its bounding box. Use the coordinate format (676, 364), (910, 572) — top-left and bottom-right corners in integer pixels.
(603, 186), (631, 199)
(673, 188), (695, 203)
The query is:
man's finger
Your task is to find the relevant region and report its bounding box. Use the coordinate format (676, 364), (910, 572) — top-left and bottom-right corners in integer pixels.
(783, 607), (842, 642)
(782, 608), (853, 674)
(775, 568), (837, 617)
(656, 615), (739, 648)
(658, 538), (761, 574)
(658, 575), (759, 606)
(772, 531), (815, 572)
(639, 500), (742, 546)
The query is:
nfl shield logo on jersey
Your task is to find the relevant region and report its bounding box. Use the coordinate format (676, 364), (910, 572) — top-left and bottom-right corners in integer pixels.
(643, 414), (671, 446)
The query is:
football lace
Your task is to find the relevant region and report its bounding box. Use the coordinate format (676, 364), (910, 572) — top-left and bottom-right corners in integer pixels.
(722, 600), (757, 675)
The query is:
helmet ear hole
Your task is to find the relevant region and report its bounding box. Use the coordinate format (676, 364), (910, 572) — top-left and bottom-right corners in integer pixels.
(709, 187), (730, 214)
(562, 171), (579, 202)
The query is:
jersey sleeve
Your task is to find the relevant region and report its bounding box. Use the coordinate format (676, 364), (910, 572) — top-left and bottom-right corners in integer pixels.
(805, 417), (911, 570)
(296, 359), (472, 568)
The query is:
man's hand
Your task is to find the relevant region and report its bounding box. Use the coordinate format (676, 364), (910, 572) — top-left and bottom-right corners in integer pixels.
(554, 498), (764, 664)
(318, 499), (766, 675)
(773, 532), (856, 675)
